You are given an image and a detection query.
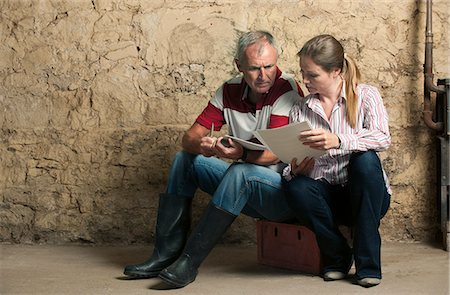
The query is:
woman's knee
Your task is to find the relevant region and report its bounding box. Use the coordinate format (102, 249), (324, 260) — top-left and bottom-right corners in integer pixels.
(349, 151), (382, 179)
(284, 176), (319, 210)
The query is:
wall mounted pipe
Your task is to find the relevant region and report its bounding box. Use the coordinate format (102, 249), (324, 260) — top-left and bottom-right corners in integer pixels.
(424, 0), (445, 132)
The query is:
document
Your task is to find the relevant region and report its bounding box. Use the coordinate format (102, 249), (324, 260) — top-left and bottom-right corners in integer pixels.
(253, 121), (326, 164)
(224, 121), (326, 164)
(223, 135), (267, 151)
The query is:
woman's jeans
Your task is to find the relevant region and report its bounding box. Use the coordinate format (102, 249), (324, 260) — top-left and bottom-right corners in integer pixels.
(284, 151), (391, 279)
(165, 150), (294, 221)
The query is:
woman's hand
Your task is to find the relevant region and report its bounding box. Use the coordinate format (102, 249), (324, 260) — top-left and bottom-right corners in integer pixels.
(290, 157), (315, 177)
(299, 128), (340, 150)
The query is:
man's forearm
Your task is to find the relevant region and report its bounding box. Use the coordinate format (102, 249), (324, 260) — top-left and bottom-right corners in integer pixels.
(246, 149), (280, 165)
(181, 132), (202, 155)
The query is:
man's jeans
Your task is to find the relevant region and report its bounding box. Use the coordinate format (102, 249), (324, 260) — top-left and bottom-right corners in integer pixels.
(166, 151), (294, 221)
(283, 151), (391, 279)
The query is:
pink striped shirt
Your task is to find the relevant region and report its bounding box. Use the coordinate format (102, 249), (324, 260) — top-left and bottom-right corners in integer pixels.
(284, 83), (391, 194)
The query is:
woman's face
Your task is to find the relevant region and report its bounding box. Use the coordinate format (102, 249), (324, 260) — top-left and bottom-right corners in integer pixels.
(299, 56), (340, 95)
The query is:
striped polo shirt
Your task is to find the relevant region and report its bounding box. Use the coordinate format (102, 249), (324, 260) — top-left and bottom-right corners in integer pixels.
(196, 68), (303, 140)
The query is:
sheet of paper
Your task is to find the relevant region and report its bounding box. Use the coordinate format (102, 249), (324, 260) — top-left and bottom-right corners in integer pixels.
(223, 135), (267, 151)
(253, 121), (326, 164)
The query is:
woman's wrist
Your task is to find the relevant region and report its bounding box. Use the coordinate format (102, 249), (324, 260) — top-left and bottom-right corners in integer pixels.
(336, 135), (341, 149)
(282, 165), (294, 181)
(290, 169), (296, 179)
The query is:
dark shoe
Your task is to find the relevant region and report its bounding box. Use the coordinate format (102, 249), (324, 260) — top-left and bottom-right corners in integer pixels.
(123, 194), (192, 278)
(123, 259), (164, 278)
(158, 202), (236, 288)
(158, 253), (197, 287)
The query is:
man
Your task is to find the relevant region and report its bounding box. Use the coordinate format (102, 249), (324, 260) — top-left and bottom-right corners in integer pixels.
(123, 30), (303, 288)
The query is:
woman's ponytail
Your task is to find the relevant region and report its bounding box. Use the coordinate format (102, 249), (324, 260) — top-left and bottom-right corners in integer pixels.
(342, 54), (361, 128)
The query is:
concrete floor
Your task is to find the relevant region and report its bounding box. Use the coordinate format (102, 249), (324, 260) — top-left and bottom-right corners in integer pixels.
(1, 242), (448, 295)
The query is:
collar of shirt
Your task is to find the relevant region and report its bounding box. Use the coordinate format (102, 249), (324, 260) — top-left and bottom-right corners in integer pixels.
(305, 80), (347, 114)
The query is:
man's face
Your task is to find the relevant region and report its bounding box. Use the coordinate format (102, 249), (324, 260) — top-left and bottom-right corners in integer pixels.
(236, 42), (278, 95)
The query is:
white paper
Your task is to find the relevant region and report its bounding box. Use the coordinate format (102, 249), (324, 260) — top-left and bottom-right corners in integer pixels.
(223, 135), (267, 151)
(253, 121), (326, 164)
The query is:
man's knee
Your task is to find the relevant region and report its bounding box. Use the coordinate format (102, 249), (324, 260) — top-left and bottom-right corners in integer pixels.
(172, 150), (206, 171)
(226, 162), (250, 173)
(224, 163), (258, 183)
(173, 150), (193, 165)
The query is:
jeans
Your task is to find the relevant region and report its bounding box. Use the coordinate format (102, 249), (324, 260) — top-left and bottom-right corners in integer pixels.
(283, 151), (391, 279)
(166, 151), (294, 221)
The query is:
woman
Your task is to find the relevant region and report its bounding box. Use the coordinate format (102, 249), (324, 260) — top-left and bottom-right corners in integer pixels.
(283, 34), (391, 288)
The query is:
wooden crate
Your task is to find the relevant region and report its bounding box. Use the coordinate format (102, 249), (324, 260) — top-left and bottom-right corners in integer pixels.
(256, 220), (322, 275)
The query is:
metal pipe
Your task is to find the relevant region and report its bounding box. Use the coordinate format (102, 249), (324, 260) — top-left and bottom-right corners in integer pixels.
(424, 0), (445, 132)
(443, 80), (450, 136)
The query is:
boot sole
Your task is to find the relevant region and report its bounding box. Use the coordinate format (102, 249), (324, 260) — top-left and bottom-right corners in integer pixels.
(123, 270), (160, 278)
(158, 272), (195, 288)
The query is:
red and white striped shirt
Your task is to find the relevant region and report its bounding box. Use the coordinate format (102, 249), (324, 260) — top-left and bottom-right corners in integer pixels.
(285, 83), (391, 193)
(196, 68), (303, 140)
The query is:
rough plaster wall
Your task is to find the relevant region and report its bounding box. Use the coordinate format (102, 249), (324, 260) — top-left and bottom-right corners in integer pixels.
(0, 0), (449, 244)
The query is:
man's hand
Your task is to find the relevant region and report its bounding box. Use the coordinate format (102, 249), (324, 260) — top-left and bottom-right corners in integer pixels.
(199, 134), (246, 161)
(200, 136), (219, 157)
(213, 137), (245, 161)
(299, 128), (340, 150)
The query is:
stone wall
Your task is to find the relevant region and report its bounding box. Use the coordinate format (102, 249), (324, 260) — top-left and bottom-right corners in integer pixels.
(0, 0), (449, 244)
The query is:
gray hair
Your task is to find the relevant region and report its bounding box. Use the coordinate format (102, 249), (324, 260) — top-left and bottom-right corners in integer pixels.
(235, 31), (279, 61)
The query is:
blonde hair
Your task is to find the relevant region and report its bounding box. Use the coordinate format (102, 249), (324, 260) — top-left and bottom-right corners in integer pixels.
(298, 35), (361, 128)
